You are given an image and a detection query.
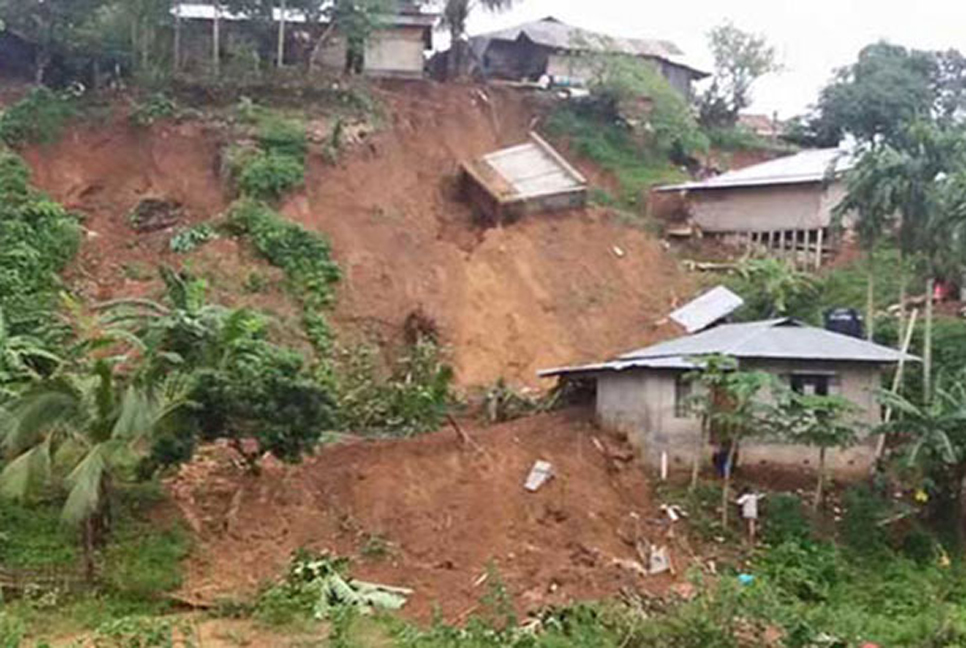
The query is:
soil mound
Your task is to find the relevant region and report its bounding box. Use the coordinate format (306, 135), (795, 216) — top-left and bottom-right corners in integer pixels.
(168, 410), (677, 622)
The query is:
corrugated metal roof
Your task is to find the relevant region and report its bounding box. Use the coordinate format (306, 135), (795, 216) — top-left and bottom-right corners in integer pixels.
(669, 286), (744, 333)
(470, 17), (707, 77)
(539, 318), (917, 378)
(173, 3), (437, 26)
(656, 148), (854, 192)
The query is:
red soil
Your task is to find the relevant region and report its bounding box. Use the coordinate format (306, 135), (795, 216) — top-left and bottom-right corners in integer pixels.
(168, 410), (681, 622)
(22, 82), (691, 388)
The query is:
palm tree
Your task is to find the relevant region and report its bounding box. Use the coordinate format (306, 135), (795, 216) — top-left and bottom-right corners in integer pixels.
(0, 319), (191, 579)
(442, 0), (515, 78)
(834, 145), (904, 340)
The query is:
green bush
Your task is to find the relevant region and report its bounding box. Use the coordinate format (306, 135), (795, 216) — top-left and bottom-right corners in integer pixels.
(0, 613), (24, 648)
(92, 616), (196, 648)
(0, 149), (80, 335)
(129, 93), (178, 128)
(544, 107), (686, 207)
(102, 523), (190, 599)
(0, 87), (75, 146)
(169, 223), (217, 253)
(334, 339), (454, 437)
(256, 115), (307, 159)
(227, 200), (340, 311)
(841, 485), (889, 555)
(763, 493), (812, 545)
(237, 151), (305, 200)
(0, 501), (77, 569)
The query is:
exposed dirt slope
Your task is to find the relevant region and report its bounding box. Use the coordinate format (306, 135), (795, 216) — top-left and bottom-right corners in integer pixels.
(288, 82), (690, 386)
(22, 82), (691, 387)
(168, 410), (678, 622)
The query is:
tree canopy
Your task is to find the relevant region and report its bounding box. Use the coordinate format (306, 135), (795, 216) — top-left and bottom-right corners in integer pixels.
(698, 22), (779, 128)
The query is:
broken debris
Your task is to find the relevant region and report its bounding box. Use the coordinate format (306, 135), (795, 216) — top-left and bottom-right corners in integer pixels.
(524, 460), (554, 492)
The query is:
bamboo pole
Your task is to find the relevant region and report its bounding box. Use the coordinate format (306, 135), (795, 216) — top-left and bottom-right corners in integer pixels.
(875, 308), (919, 461)
(815, 227), (824, 269)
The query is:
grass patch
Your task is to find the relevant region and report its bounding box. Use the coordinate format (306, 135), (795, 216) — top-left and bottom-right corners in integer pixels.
(0, 500), (77, 569)
(0, 87), (75, 147)
(543, 107), (686, 208)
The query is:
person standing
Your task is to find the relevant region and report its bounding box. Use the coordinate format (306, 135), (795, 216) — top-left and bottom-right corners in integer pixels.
(736, 489), (765, 543)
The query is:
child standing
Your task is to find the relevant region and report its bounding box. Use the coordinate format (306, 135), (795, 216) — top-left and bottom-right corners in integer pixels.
(736, 489), (765, 543)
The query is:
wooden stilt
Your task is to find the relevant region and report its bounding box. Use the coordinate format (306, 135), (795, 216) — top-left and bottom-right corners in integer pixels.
(815, 228), (824, 269)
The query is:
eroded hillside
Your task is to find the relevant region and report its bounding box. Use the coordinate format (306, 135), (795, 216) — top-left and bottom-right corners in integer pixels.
(22, 82), (691, 388)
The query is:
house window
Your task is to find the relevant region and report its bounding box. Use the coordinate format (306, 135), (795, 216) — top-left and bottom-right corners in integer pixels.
(674, 375), (693, 418)
(789, 373), (841, 396)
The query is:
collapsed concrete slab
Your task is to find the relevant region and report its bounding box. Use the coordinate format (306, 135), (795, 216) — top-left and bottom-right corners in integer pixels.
(461, 132), (588, 225)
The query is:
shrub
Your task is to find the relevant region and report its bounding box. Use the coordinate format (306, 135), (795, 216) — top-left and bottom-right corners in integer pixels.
(0, 501), (77, 569)
(129, 93), (178, 127)
(334, 339), (454, 437)
(0, 87), (75, 146)
(841, 485), (889, 555)
(237, 151), (305, 200)
(256, 115), (307, 159)
(763, 493), (812, 545)
(102, 523), (190, 598)
(169, 223), (217, 253)
(92, 616), (197, 648)
(227, 200), (340, 310)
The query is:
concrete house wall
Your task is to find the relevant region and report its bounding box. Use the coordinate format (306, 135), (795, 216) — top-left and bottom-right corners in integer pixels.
(595, 359), (882, 477)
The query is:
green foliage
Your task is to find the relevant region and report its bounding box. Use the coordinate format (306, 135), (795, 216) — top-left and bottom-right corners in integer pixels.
(92, 615), (197, 648)
(0, 149), (80, 335)
(586, 55), (709, 160)
(699, 22), (779, 128)
(0, 88), (75, 147)
(237, 151), (305, 201)
(544, 107), (687, 207)
(0, 500), (76, 568)
(228, 200), (340, 310)
(705, 125), (792, 152)
(334, 339), (454, 437)
(255, 115), (308, 159)
(129, 93), (178, 128)
(762, 493), (812, 546)
(102, 521), (189, 599)
(841, 485), (889, 555)
(168, 223), (216, 253)
(0, 613), (24, 648)
(255, 550), (408, 628)
(727, 257), (818, 320)
(800, 42), (954, 146)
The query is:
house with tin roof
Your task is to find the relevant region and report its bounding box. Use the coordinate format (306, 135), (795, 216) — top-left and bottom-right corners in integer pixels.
(468, 17), (708, 98)
(656, 148), (856, 267)
(540, 316), (915, 476)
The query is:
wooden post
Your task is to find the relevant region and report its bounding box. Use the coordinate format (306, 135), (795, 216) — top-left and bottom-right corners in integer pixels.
(277, 0), (287, 67)
(212, 3), (221, 74)
(815, 227), (824, 269)
(173, 2), (181, 73)
(778, 230), (786, 258)
(875, 309), (918, 462)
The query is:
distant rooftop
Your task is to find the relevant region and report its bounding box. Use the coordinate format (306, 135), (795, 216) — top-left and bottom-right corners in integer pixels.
(470, 17), (708, 77)
(539, 318), (916, 378)
(657, 148), (854, 192)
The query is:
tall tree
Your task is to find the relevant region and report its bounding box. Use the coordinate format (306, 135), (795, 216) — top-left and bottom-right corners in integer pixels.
(441, 0), (514, 78)
(0, 0), (104, 82)
(698, 22), (779, 128)
(775, 391), (859, 510)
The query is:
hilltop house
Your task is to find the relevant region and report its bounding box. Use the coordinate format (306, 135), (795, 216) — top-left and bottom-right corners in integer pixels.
(654, 148), (855, 267)
(540, 318), (914, 476)
(173, 1), (437, 77)
(468, 17), (708, 99)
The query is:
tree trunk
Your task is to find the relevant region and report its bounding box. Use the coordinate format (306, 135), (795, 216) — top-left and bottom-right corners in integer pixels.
(277, 0), (287, 68)
(814, 446), (827, 511)
(173, 5), (182, 73)
(448, 28), (465, 80)
(924, 275), (935, 402)
(82, 516), (96, 583)
(212, 4), (221, 75)
(721, 439), (738, 528)
(34, 48), (51, 85)
(308, 23), (337, 74)
(897, 254), (907, 345)
(866, 248), (876, 340)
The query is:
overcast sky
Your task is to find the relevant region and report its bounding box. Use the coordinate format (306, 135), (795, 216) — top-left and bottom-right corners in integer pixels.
(460, 0), (966, 119)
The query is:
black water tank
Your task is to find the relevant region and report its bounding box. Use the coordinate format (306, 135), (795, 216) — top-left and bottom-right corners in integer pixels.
(825, 308), (865, 339)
